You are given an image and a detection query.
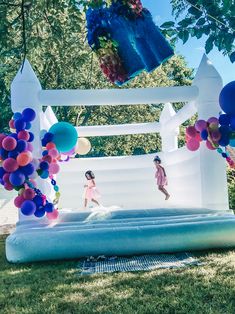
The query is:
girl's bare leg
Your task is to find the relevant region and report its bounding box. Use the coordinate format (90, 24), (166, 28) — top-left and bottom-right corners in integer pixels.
(84, 199), (88, 208)
(91, 198), (100, 206)
(158, 186), (170, 200)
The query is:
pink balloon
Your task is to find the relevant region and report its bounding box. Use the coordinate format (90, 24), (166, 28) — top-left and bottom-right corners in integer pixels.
(48, 148), (59, 158)
(3, 158), (19, 172)
(14, 195), (25, 208)
(206, 140), (216, 150)
(195, 120), (207, 132)
(18, 130), (30, 141)
(49, 162), (60, 174)
(23, 188), (35, 200)
(17, 152), (33, 166)
(186, 126), (197, 138)
(46, 209), (59, 220)
(2, 136), (17, 151)
(186, 138), (200, 151)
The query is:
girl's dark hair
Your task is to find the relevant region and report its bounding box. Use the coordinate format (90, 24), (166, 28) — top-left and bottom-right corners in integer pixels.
(153, 156), (161, 163)
(85, 170), (95, 179)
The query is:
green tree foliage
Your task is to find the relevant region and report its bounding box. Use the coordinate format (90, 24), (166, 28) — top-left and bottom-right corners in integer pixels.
(161, 0), (235, 62)
(0, 1), (194, 156)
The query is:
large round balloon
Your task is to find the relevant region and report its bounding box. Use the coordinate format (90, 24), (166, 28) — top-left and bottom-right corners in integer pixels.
(219, 81), (235, 115)
(75, 138), (91, 155)
(49, 122), (77, 153)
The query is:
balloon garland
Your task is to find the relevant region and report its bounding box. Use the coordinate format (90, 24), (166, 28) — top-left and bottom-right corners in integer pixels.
(0, 109), (78, 220)
(86, 0), (174, 85)
(186, 81), (235, 168)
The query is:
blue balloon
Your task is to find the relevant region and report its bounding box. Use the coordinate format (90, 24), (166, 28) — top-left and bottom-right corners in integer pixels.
(22, 108), (36, 122)
(40, 161), (49, 170)
(42, 150), (48, 156)
(0, 167), (6, 179)
(219, 81), (235, 115)
(28, 132), (34, 142)
(9, 170), (25, 186)
(43, 132), (54, 143)
(33, 195), (44, 208)
(14, 118), (26, 131)
(21, 200), (36, 216)
(21, 163), (35, 176)
(40, 170), (49, 179)
(10, 133), (18, 140)
(222, 152), (227, 158)
(230, 117), (235, 130)
(25, 122), (32, 130)
(49, 122), (78, 153)
(17, 140), (27, 152)
(218, 136), (230, 147)
(34, 207), (46, 218)
(219, 114), (231, 126)
(8, 150), (18, 158)
(219, 125), (230, 136)
(0, 148), (8, 160)
(44, 203), (54, 213)
(13, 112), (22, 120)
(201, 129), (208, 140)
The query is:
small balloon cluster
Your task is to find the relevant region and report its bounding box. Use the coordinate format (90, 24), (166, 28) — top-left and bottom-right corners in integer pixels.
(0, 108), (59, 219)
(186, 81), (235, 168)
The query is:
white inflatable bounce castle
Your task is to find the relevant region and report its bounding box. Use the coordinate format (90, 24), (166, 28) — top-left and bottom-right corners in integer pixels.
(5, 55), (235, 263)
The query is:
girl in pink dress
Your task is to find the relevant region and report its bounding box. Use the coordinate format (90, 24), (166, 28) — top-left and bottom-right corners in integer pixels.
(84, 170), (101, 208)
(153, 156), (170, 200)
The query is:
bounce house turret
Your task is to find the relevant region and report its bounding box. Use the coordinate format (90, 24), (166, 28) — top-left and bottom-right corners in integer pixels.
(160, 103), (179, 152)
(193, 54), (228, 210)
(11, 60), (42, 158)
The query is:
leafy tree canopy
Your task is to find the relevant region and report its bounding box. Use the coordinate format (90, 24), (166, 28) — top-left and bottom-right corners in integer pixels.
(161, 0), (235, 62)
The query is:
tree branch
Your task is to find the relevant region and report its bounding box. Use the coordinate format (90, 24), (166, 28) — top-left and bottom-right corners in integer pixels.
(20, 0), (27, 73)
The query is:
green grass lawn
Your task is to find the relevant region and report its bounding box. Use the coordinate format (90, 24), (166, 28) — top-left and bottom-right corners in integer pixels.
(1, 235), (235, 314)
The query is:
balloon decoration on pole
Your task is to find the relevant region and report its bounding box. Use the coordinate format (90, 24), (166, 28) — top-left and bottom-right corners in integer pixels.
(0, 109), (78, 220)
(185, 80), (235, 168)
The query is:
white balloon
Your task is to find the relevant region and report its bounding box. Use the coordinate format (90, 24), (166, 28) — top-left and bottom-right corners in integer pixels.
(75, 138), (91, 155)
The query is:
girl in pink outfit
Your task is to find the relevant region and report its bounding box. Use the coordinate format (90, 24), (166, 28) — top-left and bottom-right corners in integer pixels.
(84, 170), (101, 208)
(153, 156), (170, 200)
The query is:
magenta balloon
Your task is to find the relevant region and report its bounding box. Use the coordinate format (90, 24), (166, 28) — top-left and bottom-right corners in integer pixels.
(3, 158), (19, 172)
(14, 195), (25, 208)
(23, 188), (35, 200)
(2, 136), (17, 151)
(186, 126), (197, 138)
(186, 138), (200, 151)
(195, 120), (207, 132)
(206, 140), (216, 150)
